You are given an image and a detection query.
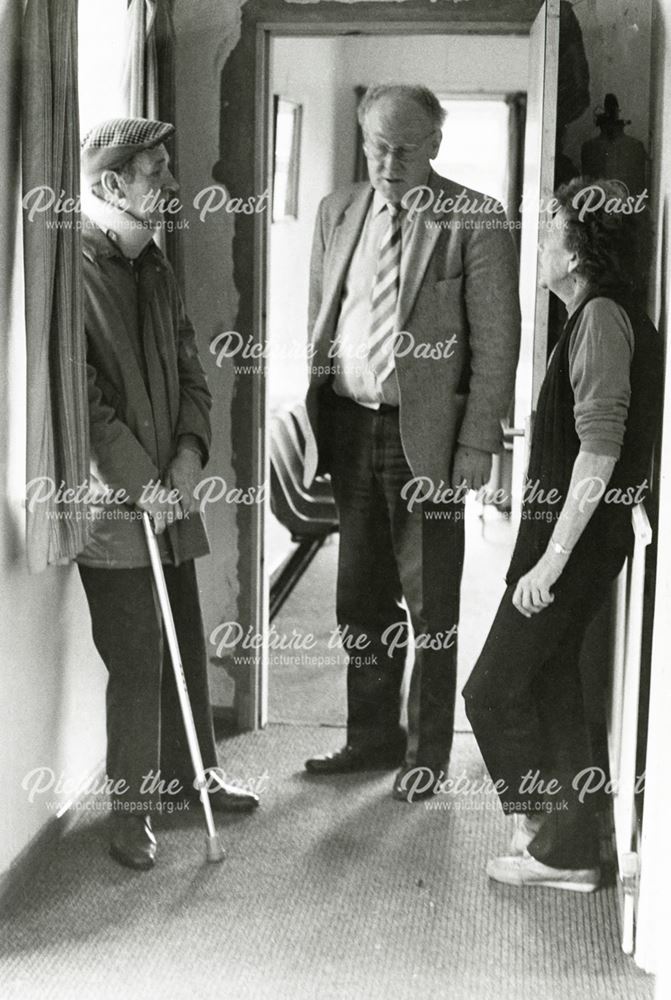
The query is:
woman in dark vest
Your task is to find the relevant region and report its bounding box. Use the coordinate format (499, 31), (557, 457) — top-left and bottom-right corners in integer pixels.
(463, 177), (662, 892)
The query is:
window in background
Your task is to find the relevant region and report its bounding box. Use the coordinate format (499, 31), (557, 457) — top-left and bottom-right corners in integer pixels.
(78, 0), (127, 137)
(433, 98), (510, 210)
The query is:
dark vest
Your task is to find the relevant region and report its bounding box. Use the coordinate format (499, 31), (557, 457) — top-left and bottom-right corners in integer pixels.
(506, 292), (662, 591)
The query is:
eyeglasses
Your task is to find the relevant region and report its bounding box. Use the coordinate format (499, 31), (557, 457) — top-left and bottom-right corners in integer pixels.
(363, 130), (435, 165)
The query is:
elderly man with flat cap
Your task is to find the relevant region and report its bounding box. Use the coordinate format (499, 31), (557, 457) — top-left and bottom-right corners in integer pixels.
(77, 117), (258, 870)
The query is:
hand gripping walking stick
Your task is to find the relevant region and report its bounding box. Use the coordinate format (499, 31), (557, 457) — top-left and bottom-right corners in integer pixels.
(142, 512), (225, 864)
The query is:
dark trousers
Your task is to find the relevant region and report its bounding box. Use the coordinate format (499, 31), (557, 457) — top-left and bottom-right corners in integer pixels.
(462, 549), (625, 869)
(326, 391), (465, 767)
(78, 560), (218, 811)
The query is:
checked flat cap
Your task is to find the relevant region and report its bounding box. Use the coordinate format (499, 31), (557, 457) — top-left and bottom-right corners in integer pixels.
(81, 117), (175, 184)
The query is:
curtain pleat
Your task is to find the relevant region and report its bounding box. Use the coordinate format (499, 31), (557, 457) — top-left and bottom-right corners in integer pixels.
(122, 0), (180, 269)
(122, 0), (158, 119)
(22, 0), (89, 572)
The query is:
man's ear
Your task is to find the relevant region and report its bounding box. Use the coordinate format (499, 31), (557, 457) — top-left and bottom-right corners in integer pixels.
(429, 129), (442, 159)
(99, 169), (126, 205)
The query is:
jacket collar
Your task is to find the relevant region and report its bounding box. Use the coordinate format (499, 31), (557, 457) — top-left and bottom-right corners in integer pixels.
(81, 190), (158, 261)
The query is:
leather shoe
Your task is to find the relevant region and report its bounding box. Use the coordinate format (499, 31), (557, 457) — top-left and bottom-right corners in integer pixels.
(392, 763), (445, 802)
(190, 781), (259, 813)
(305, 744), (404, 775)
(109, 815), (157, 871)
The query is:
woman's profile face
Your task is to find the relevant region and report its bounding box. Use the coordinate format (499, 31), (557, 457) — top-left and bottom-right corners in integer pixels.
(539, 209), (575, 295)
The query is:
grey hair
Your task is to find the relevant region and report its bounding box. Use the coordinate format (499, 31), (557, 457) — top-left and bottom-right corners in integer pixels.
(357, 84), (446, 130)
(90, 155), (140, 199)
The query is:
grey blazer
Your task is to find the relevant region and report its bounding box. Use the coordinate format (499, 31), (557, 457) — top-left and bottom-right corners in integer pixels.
(303, 170), (521, 488)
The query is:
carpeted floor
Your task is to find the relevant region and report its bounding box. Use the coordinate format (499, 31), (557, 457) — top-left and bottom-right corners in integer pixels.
(0, 726), (654, 1000)
(0, 505), (654, 999)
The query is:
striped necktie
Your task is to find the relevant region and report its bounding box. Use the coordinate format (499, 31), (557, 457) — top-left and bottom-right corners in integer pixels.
(368, 204), (401, 385)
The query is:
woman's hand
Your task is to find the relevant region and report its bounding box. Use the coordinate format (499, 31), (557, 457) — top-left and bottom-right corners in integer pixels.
(512, 550), (566, 618)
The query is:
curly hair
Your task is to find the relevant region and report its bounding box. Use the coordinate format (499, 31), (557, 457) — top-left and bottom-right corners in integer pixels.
(553, 177), (649, 302)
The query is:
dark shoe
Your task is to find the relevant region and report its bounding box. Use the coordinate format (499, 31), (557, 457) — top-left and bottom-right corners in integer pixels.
(305, 744), (405, 775)
(109, 815), (157, 870)
(392, 763), (446, 802)
(189, 781), (260, 813)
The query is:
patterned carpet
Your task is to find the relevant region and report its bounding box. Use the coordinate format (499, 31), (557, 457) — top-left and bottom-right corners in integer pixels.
(0, 726), (654, 1000)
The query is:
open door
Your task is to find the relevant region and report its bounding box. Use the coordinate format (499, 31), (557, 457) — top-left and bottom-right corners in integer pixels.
(511, 0), (559, 512)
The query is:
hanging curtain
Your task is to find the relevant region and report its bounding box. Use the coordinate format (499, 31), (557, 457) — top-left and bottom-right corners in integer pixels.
(121, 0), (179, 266)
(121, 0), (158, 118)
(120, 0), (176, 142)
(22, 0), (89, 572)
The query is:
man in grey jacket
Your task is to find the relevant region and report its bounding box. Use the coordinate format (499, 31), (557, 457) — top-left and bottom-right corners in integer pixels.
(303, 85), (521, 798)
(78, 118), (258, 870)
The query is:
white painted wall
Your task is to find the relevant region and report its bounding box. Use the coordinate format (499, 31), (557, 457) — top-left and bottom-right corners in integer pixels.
(268, 37), (344, 412)
(1, 315), (106, 873)
(339, 33), (530, 94)
(0, 565), (106, 875)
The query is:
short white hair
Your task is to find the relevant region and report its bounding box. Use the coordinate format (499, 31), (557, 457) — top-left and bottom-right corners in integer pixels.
(358, 85), (446, 131)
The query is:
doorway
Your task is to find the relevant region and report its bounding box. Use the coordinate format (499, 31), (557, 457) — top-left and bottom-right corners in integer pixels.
(262, 29), (530, 726)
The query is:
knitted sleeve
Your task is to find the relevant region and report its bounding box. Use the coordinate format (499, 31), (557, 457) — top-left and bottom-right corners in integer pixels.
(568, 297), (634, 459)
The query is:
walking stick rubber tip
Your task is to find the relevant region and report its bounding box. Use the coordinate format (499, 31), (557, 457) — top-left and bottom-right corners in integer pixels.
(206, 835), (226, 864)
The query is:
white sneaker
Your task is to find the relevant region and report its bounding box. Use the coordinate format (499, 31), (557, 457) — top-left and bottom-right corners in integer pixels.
(510, 814), (544, 855)
(487, 851), (600, 892)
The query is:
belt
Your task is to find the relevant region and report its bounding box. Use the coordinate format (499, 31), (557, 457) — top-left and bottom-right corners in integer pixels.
(327, 386), (398, 413)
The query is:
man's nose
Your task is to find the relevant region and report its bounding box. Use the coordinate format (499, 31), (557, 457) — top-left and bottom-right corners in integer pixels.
(163, 172), (179, 195)
(382, 148), (406, 171)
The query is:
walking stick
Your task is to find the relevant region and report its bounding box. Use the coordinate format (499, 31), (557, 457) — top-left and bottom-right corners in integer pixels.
(142, 511), (225, 864)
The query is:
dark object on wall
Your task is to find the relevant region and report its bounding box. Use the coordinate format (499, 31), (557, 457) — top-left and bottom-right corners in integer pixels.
(557, 0), (591, 132)
(581, 94), (648, 197)
(353, 85), (367, 183)
(547, 3), (590, 351)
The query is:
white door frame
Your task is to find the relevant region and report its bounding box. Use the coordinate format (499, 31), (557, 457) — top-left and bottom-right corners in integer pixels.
(511, 0), (559, 512)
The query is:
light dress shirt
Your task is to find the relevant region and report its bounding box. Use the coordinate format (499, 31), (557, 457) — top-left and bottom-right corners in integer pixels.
(332, 191), (412, 409)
